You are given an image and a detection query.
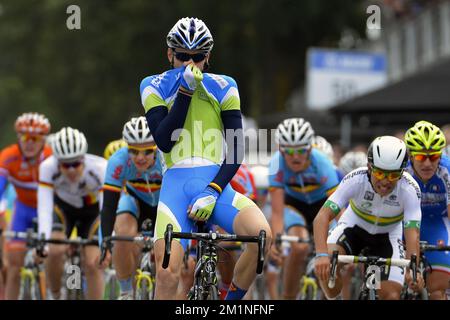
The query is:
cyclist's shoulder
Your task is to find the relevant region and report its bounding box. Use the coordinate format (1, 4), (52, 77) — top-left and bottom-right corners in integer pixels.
(203, 73), (237, 88)
(399, 171), (421, 197)
(140, 69), (179, 92)
(311, 148), (335, 169)
(40, 154), (57, 169)
(438, 154), (450, 172)
(85, 153), (107, 164)
(268, 151), (284, 170)
(85, 153), (108, 170)
(341, 167), (368, 183)
(107, 148), (129, 170)
(0, 144), (20, 161)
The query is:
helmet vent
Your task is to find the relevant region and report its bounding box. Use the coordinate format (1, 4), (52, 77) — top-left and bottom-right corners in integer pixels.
(396, 149), (402, 160)
(376, 145), (381, 158)
(189, 19), (196, 42)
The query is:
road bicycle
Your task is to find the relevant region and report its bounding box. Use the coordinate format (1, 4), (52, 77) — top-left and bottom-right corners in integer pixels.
(401, 241), (450, 300)
(162, 222), (266, 300)
(101, 219), (155, 300)
(328, 249), (417, 300)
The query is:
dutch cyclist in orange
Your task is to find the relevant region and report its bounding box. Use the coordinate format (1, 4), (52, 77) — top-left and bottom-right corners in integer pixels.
(0, 113), (52, 300)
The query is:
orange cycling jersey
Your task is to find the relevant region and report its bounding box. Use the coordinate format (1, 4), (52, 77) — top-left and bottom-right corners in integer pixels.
(0, 144), (52, 207)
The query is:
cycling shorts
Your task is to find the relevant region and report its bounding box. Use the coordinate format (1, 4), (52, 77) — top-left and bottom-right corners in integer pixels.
(116, 191), (157, 233)
(52, 196), (100, 240)
(421, 215), (450, 275)
(155, 165), (257, 250)
(328, 223), (406, 285)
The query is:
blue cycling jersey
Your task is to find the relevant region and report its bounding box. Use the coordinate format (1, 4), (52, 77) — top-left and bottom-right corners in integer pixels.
(103, 147), (163, 207)
(268, 149), (340, 204)
(405, 155), (450, 221)
(405, 154), (450, 273)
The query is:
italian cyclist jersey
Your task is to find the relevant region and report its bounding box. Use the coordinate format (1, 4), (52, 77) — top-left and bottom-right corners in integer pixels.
(405, 155), (450, 221)
(268, 149), (339, 204)
(103, 147), (162, 207)
(0, 144), (52, 207)
(140, 67), (240, 169)
(326, 167), (422, 235)
(38, 154), (107, 239)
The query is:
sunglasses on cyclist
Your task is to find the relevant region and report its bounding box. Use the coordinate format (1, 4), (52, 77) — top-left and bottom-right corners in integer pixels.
(128, 146), (157, 156)
(19, 134), (44, 143)
(280, 146), (310, 156)
(411, 151), (442, 162)
(173, 50), (208, 63)
(371, 166), (403, 182)
(60, 160), (83, 169)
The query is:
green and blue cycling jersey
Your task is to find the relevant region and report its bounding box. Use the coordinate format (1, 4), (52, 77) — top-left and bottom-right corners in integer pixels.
(268, 149), (340, 204)
(140, 67), (256, 249)
(140, 67), (240, 169)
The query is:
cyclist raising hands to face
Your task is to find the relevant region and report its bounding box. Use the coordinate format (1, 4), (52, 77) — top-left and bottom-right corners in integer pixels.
(140, 17), (271, 300)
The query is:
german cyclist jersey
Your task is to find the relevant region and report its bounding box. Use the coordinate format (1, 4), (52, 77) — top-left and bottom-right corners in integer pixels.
(140, 67), (240, 169)
(0, 144), (52, 207)
(38, 154), (107, 239)
(327, 167), (422, 235)
(268, 149), (339, 204)
(103, 147), (162, 207)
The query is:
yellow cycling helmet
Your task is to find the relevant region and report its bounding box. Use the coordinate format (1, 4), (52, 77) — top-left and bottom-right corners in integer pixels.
(404, 121), (446, 152)
(104, 139), (128, 160)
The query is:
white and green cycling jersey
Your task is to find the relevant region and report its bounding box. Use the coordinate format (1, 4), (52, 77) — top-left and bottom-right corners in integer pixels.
(325, 167), (422, 236)
(140, 67), (240, 169)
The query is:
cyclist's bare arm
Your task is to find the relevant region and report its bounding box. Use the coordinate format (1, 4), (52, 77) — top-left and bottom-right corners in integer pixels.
(270, 187), (284, 237)
(313, 206), (336, 255)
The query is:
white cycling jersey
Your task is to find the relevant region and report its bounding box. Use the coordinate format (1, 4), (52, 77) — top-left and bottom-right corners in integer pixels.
(326, 167), (422, 236)
(37, 154), (107, 239)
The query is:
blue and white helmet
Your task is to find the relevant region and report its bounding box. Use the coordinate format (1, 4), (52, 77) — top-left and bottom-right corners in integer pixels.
(166, 17), (214, 53)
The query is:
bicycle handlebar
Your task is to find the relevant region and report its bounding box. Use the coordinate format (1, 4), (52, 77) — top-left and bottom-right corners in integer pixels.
(328, 250), (416, 288)
(275, 234), (311, 245)
(1, 229), (98, 246)
(162, 224), (267, 273)
(420, 242), (450, 252)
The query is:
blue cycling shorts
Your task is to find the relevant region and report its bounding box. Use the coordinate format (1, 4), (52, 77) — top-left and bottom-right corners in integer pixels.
(154, 165), (257, 250)
(421, 215), (450, 275)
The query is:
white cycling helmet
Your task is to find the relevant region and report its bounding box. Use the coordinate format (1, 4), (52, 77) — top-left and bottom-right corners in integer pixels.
(339, 151), (368, 175)
(250, 165), (269, 190)
(122, 117), (154, 145)
(275, 118), (315, 147)
(312, 135), (334, 160)
(167, 17), (214, 53)
(367, 136), (408, 171)
(52, 127), (88, 161)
